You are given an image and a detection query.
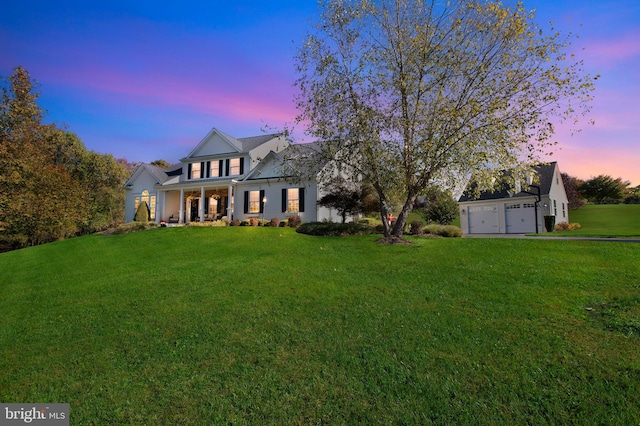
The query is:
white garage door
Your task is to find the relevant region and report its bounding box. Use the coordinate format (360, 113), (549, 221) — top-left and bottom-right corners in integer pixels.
(505, 202), (536, 233)
(468, 205), (498, 233)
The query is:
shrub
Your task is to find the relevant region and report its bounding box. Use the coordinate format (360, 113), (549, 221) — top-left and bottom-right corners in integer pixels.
(422, 194), (459, 225)
(424, 224), (462, 238)
(297, 222), (375, 236)
(249, 217), (259, 227)
(102, 222), (158, 235)
(269, 217), (280, 227)
(186, 220), (227, 227)
(555, 222), (582, 231)
(230, 219), (240, 227)
(409, 220), (423, 235)
(287, 216), (302, 228)
(134, 201), (150, 222)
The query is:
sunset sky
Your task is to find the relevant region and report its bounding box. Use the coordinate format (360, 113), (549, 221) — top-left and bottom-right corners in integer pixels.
(2, 0), (639, 185)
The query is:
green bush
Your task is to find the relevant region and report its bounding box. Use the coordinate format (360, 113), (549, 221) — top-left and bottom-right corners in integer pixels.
(423, 224), (462, 238)
(297, 222), (375, 236)
(134, 201), (150, 222)
(422, 195), (459, 225)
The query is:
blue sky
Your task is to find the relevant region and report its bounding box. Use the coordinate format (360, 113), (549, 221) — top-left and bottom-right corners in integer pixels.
(2, 0), (639, 184)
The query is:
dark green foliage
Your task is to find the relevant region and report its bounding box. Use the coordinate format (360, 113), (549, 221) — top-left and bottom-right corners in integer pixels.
(296, 222), (375, 236)
(422, 191), (459, 225)
(624, 185), (640, 204)
(577, 175), (630, 203)
(134, 201), (150, 222)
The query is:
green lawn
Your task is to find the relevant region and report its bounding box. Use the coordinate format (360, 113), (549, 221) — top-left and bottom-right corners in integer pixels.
(557, 204), (640, 237)
(1, 227), (639, 424)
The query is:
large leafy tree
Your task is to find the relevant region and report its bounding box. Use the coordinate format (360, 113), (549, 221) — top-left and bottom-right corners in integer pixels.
(294, 0), (597, 238)
(1, 67), (128, 250)
(577, 175), (630, 203)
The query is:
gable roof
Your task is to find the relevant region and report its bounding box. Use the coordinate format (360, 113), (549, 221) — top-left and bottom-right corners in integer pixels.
(124, 163), (171, 187)
(458, 162), (559, 202)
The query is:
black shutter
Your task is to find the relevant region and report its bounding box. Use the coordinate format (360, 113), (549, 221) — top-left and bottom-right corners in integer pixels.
(204, 197), (209, 215)
(200, 162), (205, 178)
(282, 188), (287, 212)
(206, 161), (210, 178)
(218, 160), (223, 177)
(187, 163), (192, 180)
(259, 190), (265, 213)
(244, 191), (249, 214)
(299, 188), (305, 212)
(225, 159), (230, 176)
(240, 157), (245, 174)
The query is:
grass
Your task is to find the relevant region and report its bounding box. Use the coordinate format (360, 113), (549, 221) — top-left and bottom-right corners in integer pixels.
(554, 204), (640, 237)
(1, 227), (639, 424)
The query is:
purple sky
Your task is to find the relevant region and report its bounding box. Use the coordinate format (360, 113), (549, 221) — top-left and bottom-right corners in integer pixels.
(2, 0), (639, 185)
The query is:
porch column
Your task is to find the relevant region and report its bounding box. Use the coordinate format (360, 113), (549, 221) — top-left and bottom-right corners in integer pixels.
(228, 184), (233, 220)
(200, 186), (205, 222)
(179, 188), (185, 224)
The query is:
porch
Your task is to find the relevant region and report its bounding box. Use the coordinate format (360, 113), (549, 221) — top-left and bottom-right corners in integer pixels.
(161, 184), (236, 224)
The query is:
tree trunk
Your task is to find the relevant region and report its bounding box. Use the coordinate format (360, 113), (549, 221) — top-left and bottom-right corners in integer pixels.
(391, 194), (418, 238)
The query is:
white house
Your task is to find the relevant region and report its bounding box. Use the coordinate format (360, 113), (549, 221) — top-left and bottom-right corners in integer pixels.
(457, 162), (569, 234)
(124, 127), (343, 224)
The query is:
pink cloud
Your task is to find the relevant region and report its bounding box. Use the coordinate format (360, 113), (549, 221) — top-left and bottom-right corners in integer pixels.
(580, 30), (640, 67)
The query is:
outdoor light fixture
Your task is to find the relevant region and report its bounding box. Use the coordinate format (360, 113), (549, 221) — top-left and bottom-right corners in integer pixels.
(262, 197), (267, 223)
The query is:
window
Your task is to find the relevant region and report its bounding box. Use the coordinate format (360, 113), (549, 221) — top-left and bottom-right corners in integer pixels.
(249, 191), (260, 213)
(230, 158), (241, 175)
(190, 162), (201, 179)
(244, 190), (265, 214)
(135, 189), (155, 219)
(562, 202), (566, 218)
(281, 188), (305, 213)
(287, 188), (299, 212)
(522, 203), (535, 208)
(210, 161), (219, 177)
(553, 199), (557, 216)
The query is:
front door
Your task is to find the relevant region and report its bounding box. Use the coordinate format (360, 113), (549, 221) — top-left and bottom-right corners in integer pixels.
(190, 199), (199, 222)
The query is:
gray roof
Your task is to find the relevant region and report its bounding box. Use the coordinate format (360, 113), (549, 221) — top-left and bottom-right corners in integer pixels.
(238, 134), (281, 151)
(458, 162), (558, 202)
(143, 164), (171, 184)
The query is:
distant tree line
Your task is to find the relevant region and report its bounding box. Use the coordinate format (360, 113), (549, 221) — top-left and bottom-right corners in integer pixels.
(0, 66), (130, 252)
(562, 173), (639, 208)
